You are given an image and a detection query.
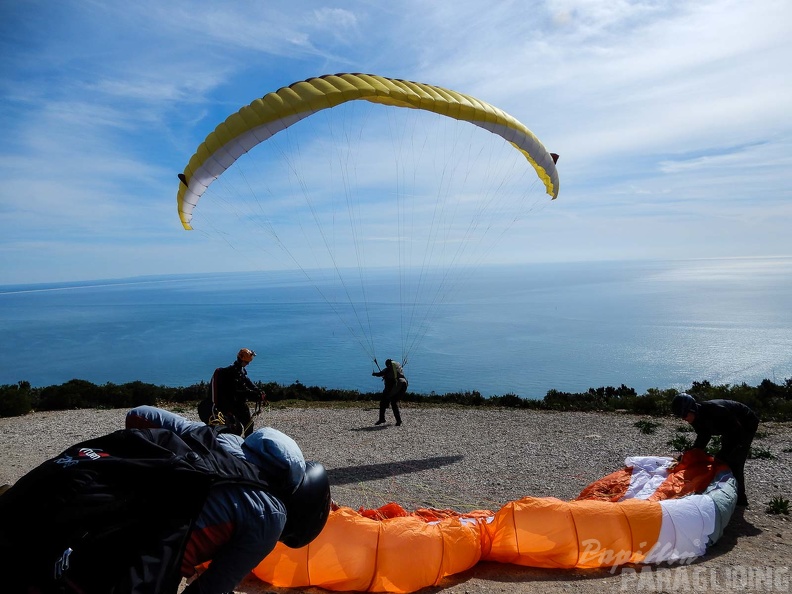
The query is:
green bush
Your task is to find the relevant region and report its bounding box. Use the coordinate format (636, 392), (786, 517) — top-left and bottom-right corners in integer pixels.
(38, 379), (102, 410)
(706, 435), (721, 455)
(685, 379), (792, 421)
(487, 393), (524, 408)
(634, 419), (660, 435)
(667, 434), (693, 451)
(749, 447), (775, 460)
(0, 381), (34, 417)
(2, 376), (791, 420)
(766, 496), (789, 515)
(630, 388), (676, 416)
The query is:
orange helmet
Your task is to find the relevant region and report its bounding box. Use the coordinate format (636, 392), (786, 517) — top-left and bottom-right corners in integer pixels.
(237, 348), (256, 363)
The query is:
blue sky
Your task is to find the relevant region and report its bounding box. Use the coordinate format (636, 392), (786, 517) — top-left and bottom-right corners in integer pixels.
(1, 0), (791, 285)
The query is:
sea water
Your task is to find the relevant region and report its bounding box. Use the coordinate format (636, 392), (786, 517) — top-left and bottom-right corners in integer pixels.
(1, 257), (791, 398)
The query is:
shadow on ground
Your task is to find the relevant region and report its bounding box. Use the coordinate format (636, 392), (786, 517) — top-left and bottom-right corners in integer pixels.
(327, 455), (464, 485)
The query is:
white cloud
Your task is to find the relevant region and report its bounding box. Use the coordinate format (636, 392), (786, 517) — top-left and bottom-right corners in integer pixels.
(0, 0), (790, 285)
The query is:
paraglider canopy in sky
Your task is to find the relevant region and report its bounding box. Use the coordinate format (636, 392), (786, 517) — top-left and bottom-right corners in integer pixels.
(176, 73), (560, 366)
(177, 73), (559, 228)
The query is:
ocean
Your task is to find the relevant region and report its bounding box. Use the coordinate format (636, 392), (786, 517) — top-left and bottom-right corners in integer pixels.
(1, 257), (791, 398)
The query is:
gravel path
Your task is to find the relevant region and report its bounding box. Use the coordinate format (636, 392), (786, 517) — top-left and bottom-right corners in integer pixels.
(2, 403), (790, 593)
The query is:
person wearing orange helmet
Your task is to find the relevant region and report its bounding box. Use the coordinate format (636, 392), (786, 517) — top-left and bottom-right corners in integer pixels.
(199, 348), (267, 437)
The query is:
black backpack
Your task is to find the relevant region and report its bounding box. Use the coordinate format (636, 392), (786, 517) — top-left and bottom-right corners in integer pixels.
(0, 425), (273, 594)
(198, 367), (246, 435)
(208, 365), (239, 406)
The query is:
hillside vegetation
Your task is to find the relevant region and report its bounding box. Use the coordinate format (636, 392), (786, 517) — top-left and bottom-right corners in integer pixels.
(2, 378), (791, 420)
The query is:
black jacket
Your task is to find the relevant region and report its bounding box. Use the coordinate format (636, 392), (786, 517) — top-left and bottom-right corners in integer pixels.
(373, 361), (407, 390)
(691, 399), (759, 458)
(211, 361), (260, 408)
(0, 425), (274, 594)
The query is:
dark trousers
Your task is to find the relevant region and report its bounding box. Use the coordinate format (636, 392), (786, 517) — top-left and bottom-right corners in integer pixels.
(379, 381), (406, 423)
(720, 419), (759, 504)
(231, 402), (254, 437)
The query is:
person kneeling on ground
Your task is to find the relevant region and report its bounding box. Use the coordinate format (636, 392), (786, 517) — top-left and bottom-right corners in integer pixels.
(0, 405), (331, 594)
(671, 393), (759, 506)
(126, 406), (331, 592)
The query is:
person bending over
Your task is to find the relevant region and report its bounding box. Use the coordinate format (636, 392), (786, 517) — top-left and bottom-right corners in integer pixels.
(126, 406), (331, 592)
(671, 393), (759, 506)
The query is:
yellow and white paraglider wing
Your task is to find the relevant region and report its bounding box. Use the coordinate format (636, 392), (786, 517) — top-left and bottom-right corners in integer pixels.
(176, 73), (559, 230)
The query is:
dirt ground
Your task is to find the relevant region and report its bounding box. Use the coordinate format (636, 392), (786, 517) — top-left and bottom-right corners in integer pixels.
(2, 406), (790, 594)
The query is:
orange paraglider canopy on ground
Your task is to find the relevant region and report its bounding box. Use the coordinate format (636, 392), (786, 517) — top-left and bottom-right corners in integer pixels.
(250, 451), (737, 593)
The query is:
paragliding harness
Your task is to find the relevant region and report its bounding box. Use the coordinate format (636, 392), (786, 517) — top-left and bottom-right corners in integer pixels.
(198, 399), (263, 437)
(0, 425), (277, 594)
(374, 358), (407, 378)
(198, 366), (265, 436)
(390, 360), (406, 382)
(374, 358), (408, 390)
